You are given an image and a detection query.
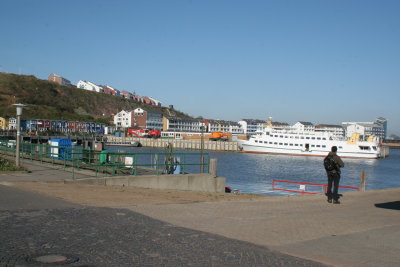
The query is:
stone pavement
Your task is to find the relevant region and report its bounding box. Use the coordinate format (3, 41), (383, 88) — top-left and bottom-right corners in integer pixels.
(0, 185), (326, 267)
(1, 158), (399, 267)
(129, 189), (400, 267)
(0, 159), (326, 267)
(0, 157), (98, 183)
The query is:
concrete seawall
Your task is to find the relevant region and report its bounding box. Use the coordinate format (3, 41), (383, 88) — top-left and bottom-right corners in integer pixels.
(65, 173), (226, 193)
(106, 136), (240, 151)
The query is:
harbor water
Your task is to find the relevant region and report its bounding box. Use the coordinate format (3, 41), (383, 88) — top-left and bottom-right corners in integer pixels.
(106, 146), (400, 195)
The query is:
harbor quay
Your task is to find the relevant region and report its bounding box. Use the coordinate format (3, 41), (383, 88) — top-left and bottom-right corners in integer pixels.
(106, 136), (240, 151)
(1, 159), (399, 267)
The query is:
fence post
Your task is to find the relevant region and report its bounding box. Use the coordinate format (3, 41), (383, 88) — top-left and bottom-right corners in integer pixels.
(209, 158), (217, 177)
(360, 170), (366, 191)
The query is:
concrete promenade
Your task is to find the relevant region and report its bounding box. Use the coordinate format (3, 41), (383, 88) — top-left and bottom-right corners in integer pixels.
(1, 159), (399, 266)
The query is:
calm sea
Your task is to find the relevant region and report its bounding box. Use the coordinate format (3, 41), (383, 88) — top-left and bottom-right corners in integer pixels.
(106, 146), (400, 195)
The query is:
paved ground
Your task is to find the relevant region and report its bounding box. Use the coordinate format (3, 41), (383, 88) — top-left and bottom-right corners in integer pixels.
(0, 160), (326, 267)
(1, 158), (399, 267)
(129, 190), (400, 267)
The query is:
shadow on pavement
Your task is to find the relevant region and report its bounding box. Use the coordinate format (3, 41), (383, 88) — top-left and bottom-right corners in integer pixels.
(375, 201), (400, 210)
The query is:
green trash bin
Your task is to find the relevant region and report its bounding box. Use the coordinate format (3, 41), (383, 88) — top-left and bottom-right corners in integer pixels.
(99, 150), (108, 164)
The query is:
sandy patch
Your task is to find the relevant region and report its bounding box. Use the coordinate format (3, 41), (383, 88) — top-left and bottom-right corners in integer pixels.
(11, 181), (272, 207)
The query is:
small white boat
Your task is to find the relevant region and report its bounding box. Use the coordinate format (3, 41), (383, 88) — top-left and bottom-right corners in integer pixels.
(105, 141), (141, 147)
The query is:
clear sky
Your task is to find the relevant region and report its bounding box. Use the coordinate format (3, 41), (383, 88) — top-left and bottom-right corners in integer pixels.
(1, 0), (399, 135)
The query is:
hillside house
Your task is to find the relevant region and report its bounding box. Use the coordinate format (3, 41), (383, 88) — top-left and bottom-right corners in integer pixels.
(48, 73), (72, 86)
(77, 80), (104, 93)
(120, 91), (134, 99)
(148, 97), (162, 106)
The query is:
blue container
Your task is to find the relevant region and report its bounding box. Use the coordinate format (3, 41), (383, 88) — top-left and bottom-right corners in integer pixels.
(50, 138), (72, 160)
(115, 132), (121, 137)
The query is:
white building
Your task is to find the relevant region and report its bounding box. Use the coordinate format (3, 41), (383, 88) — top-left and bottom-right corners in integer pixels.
(8, 118), (17, 130)
(207, 120), (244, 134)
(292, 121), (314, 132)
(238, 119), (266, 135)
(165, 117), (202, 132)
(342, 119), (386, 140)
(113, 110), (133, 128)
(315, 124), (345, 139)
(77, 80), (104, 93)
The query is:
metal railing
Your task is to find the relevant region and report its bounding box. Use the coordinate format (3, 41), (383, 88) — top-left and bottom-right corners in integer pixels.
(0, 140), (210, 179)
(272, 179), (360, 195)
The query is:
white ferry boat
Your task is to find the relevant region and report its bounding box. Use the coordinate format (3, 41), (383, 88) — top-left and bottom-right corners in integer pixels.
(240, 120), (387, 159)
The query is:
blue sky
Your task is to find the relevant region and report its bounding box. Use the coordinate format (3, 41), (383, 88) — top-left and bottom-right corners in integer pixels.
(1, 0), (399, 134)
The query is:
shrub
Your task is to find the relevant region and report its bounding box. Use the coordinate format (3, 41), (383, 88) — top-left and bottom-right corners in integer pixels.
(0, 157), (25, 171)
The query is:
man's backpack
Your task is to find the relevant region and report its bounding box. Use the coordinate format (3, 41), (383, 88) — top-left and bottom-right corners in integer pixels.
(324, 156), (337, 172)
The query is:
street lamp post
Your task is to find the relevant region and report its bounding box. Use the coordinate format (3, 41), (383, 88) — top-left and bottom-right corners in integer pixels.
(200, 125), (205, 173)
(13, 103), (25, 167)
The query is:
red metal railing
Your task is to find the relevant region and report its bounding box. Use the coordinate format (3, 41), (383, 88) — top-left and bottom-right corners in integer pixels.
(272, 179), (360, 195)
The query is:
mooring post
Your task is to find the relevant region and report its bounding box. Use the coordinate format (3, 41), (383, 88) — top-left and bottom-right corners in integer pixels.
(360, 170), (366, 191)
(209, 158), (217, 177)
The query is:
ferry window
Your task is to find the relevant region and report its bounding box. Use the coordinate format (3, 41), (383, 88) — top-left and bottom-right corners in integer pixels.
(322, 145), (326, 148)
(264, 141), (268, 144)
(269, 142), (273, 144)
(279, 143), (283, 145)
(323, 138), (326, 140)
(301, 137), (304, 139)
(311, 145), (315, 147)
(255, 140), (258, 143)
(285, 136), (288, 138)
(274, 142), (278, 145)
(316, 145), (320, 147)
(317, 137), (321, 140)
(306, 137), (310, 139)
(311, 137), (315, 140)
(295, 144), (299, 146)
(295, 136), (299, 139)
(275, 135), (278, 137)
(289, 143), (293, 146)
(284, 143), (288, 146)
(280, 135), (283, 138)
(339, 146), (342, 149)
(372, 146), (377, 150)
(290, 136), (293, 138)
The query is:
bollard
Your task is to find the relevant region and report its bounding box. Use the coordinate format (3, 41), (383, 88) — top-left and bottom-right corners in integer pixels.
(360, 170), (366, 191)
(209, 158), (217, 177)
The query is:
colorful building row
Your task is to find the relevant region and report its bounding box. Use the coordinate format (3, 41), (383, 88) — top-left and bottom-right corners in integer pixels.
(0, 117), (105, 133)
(48, 74), (162, 107)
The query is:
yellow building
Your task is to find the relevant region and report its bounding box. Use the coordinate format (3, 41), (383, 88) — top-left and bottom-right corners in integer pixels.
(0, 117), (8, 130)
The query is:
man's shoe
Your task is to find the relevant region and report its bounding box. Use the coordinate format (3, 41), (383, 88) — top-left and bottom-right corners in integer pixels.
(333, 200), (340, 204)
(327, 199), (332, 203)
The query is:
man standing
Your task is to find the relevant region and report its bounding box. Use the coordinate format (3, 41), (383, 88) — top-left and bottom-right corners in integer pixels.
(324, 146), (344, 204)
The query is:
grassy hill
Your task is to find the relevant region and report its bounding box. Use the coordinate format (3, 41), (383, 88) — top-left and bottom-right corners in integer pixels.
(0, 73), (188, 124)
